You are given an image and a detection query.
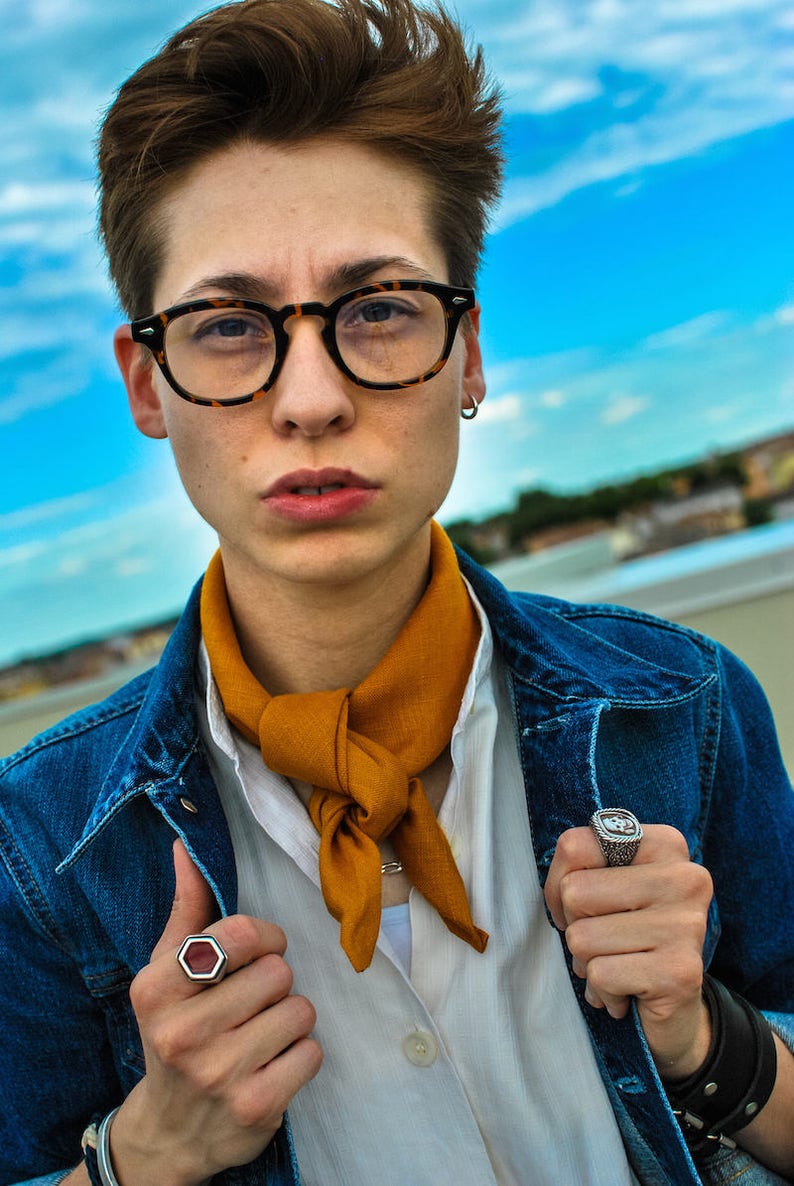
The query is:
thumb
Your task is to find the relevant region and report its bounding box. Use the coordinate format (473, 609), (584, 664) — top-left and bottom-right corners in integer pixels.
(152, 838), (218, 960)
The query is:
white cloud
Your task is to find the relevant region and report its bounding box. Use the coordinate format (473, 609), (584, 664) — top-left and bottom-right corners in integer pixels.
(514, 467), (543, 488)
(540, 389), (567, 408)
(655, 0), (779, 18)
(0, 350), (95, 423)
(0, 383), (82, 425)
(0, 180), (93, 218)
(0, 540), (49, 570)
(57, 555), (90, 578)
(478, 393), (524, 422)
(499, 92), (787, 224)
(19, 0), (95, 33)
(0, 467), (216, 665)
(701, 401), (744, 425)
(484, 348), (599, 395)
(512, 74), (604, 114)
(600, 394), (652, 425)
(749, 303), (794, 335)
(115, 556), (153, 579)
(643, 312), (728, 350)
(0, 491), (99, 533)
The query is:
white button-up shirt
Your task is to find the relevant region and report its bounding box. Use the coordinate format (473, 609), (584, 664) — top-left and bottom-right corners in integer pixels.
(197, 591), (638, 1186)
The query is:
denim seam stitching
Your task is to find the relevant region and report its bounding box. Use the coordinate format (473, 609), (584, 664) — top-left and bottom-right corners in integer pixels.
(0, 815), (74, 953)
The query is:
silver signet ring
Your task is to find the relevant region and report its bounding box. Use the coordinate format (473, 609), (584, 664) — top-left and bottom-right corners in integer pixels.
(590, 808), (643, 867)
(176, 934), (228, 984)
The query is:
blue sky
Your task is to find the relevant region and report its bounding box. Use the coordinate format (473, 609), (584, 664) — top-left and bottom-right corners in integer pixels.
(1, 0), (792, 665)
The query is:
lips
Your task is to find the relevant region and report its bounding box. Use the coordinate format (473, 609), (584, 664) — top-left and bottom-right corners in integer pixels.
(264, 468), (376, 498)
(262, 468), (379, 522)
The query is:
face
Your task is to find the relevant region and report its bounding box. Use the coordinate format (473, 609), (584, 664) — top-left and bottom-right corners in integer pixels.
(115, 139), (485, 600)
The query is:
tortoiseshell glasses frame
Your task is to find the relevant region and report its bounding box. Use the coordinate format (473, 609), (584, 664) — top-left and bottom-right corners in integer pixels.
(130, 279), (476, 407)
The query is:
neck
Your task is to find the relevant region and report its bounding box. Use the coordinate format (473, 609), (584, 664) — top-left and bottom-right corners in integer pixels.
(218, 534), (433, 694)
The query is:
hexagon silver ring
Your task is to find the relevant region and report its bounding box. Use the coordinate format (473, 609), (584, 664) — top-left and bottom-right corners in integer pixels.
(589, 808), (644, 867)
(176, 933), (228, 985)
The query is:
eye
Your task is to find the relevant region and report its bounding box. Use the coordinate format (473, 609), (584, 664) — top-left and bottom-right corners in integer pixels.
(357, 300), (399, 324)
(209, 318), (249, 337)
(194, 313), (263, 340)
(340, 295), (420, 331)
(168, 307), (275, 356)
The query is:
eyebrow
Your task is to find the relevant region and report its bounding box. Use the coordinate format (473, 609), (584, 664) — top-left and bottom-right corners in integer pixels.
(178, 256), (436, 305)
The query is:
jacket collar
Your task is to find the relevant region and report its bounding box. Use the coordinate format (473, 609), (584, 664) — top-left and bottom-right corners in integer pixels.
(458, 550), (713, 707)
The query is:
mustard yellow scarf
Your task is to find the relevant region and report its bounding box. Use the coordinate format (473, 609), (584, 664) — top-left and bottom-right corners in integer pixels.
(201, 522), (488, 971)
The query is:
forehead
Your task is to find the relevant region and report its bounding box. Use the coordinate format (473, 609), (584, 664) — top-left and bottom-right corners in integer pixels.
(153, 138), (448, 308)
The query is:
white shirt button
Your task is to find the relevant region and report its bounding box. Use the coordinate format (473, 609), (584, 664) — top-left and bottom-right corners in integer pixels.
(402, 1030), (438, 1067)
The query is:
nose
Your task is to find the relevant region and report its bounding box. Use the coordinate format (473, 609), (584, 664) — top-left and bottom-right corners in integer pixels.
(269, 312), (356, 438)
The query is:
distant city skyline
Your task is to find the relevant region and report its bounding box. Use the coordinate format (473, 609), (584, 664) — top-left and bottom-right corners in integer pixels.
(1, 0), (792, 666)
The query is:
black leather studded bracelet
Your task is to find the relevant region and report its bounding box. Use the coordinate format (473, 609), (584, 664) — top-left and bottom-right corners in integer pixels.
(664, 975), (778, 1157)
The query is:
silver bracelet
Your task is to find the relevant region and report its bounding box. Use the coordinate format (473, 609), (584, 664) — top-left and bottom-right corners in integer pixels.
(96, 1107), (121, 1186)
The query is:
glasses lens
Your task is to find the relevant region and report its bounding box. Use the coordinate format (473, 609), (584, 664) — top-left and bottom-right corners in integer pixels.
(335, 289), (447, 385)
(164, 305), (276, 402)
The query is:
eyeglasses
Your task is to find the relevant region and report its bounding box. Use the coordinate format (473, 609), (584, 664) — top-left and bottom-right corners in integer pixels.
(130, 279), (476, 407)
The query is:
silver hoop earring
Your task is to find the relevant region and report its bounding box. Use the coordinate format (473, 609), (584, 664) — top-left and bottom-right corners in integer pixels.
(461, 398), (479, 420)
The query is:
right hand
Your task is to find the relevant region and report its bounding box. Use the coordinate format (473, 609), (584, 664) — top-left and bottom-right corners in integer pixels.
(110, 839), (323, 1186)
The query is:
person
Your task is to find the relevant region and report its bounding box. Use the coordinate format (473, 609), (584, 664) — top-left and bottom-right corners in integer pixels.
(0, 1), (792, 1184)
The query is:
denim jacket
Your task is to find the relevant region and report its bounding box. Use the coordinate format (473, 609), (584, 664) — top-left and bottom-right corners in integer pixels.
(1, 552), (792, 1186)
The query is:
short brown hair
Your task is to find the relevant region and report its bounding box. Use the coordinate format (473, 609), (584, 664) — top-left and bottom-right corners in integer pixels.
(97, 0), (504, 318)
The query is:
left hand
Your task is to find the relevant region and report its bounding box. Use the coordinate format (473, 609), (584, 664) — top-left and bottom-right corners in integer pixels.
(544, 823), (714, 1076)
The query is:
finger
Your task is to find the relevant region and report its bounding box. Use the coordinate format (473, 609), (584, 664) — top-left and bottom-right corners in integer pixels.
(570, 931), (705, 1022)
(559, 862), (712, 936)
(235, 1035), (324, 1131)
(571, 954), (618, 1015)
(152, 839), (219, 962)
(586, 982), (630, 1019)
(576, 948), (645, 1019)
(236, 993), (319, 1074)
(545, 826), (611, 929)
(566, 900), (708, 973)
(587, 951), (692, 1018)
(179, 950), (296, 1036)
(205, 913), (289, 976)
(181, 993), (320, 1090)
(546, 824), (695, 929)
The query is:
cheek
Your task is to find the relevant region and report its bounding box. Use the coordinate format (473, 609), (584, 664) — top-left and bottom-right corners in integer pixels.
(402, 388), (461, 502)
(160, 406), (228, 498)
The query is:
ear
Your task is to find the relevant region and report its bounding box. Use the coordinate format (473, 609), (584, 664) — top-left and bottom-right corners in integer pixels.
(113, 325), (168, 440)
(461, 304), (486, 414)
